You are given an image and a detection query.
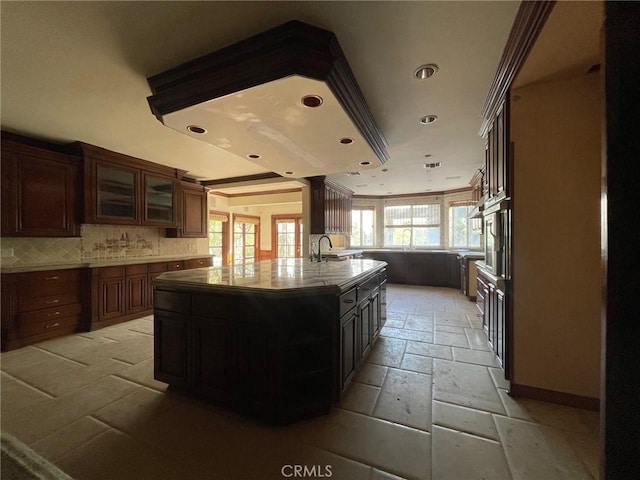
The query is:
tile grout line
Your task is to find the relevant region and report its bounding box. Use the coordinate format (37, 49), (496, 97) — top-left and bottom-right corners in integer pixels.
(29, 345), (90, 367)
(0, 370), (57, 399)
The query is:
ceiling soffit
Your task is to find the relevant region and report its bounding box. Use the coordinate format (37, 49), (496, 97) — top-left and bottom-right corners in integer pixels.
(146, 20), (388, 179)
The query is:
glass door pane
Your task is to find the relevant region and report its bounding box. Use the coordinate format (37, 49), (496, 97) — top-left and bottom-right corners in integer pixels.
(97, 164), (137, 220)
(145, 175), (174, 223)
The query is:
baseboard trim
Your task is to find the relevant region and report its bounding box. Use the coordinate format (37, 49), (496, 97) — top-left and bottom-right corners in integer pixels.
(510, 383), (600, 411)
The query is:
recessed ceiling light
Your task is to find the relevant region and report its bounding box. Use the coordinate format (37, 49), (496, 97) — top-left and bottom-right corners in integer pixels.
(339, 137), (354, 145)
(247, 154), (261, 159)
(301, 95), (323, 108)
(419, 115), (438, 125)
(424, 154), (432, 158)
(381, 168), (389, 173)
(414, 64), (438, 80)
(284, 171), (295, 175)
(187, 125), (207, 134)
(345, 172), (361, 176)
(359, 161), (371, 166)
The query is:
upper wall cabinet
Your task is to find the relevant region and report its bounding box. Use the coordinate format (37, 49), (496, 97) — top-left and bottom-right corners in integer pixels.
(308, 176), (353, 235)
(484, 101), (510, 208)
(167, 181), (208, 238)
(70, 143), (184, 227)
(1, 135), (80, 237)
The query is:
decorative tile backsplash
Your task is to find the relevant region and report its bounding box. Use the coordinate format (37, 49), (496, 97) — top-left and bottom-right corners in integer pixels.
(1, 224), (199, 266)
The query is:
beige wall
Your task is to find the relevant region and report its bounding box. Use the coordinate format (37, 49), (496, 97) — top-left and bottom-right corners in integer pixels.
(208, 191), (302, 252)
(511, 73), (601, 399)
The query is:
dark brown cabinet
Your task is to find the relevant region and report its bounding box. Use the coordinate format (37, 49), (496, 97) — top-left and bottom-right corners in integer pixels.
(308, 176), (353, 234)
(340, 308), (358, 392)
(154, 267), (384, 423)
(1, 137), (80, 237)
(484, 101), (510, 208)
(339, 274), (384, 394)
(89, 257), (212, 330)
(125, 265), (148, 314)
(362, 251), (461, 287)
(477, 266), (506, 368)
(1, 268), (85, 351)
(71, 142), (181, 227)
(143, 173), (176, 225)
(168, 181), (208, 238)
(154, 309), (191, 387)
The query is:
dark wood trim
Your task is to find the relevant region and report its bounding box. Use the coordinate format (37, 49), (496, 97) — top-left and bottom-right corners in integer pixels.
(219, 188), (302, 199)
(510, 383), (599, 411)
(146, 20), (388, 165)
(601, 3), (640, 478)
(1, 130), (68, 154)
(479, 1), (556, 136)
(201, 172), (282, 187)
(353, 187), (472, 200)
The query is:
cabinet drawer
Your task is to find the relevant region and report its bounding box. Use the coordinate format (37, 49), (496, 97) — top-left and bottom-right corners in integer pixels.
(339, 288), (357, 317)
(126, 264), (147, 276)
(187, 257), (213, 269)
(99, 266), (126, 278)
(18, 291), (81, 313)
(18, 303), (82, 335)
(20, 313), (79, 340)
(379, 269), (387, 283)
(147, 262), (168, 274)
(155, 290), (191, 313)
(18, 269), (81, 297)
(167, 261), (186, 271)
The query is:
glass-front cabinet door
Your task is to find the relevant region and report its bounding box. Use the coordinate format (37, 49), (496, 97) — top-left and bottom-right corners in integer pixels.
(144, 174), (176, 225)
(96, 163), (138, 223)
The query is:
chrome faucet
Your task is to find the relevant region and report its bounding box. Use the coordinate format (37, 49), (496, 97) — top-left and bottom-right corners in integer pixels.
(317, 235), (333, 262)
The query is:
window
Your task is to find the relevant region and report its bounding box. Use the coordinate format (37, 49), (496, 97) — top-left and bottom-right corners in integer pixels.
(351, 208), (375, 246)
(272, 215), (303, 258)
(449, 204), (481, 248)
(384, 204), (441, 248)
(208, 211), (229, 266)
(233, 215), (259, 264)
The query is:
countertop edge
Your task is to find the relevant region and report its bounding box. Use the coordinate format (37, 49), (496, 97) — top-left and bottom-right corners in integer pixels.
(153, 260), (388, 294)
(0, 254), (214, 274)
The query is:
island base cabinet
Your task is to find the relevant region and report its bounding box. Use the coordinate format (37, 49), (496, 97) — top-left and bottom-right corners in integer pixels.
(154, 311), (191, 387)
(340, 309), (358, 392)
(153, 266), (385, 423)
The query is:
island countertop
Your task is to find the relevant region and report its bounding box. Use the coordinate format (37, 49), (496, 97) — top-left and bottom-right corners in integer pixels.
(153, 258), (387, 295)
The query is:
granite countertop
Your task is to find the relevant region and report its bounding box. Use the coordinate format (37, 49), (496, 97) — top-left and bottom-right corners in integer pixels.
(0, 254), (214, 274)
(153, 258), (387, 295)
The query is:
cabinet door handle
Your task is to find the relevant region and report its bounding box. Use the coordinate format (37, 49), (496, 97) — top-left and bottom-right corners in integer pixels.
(45, 322), (60, 329)
(45, 299), (60, 305)
(47, 311), (61, 317)
(343, 299), (354, 304)
(45, 276), (59, 280)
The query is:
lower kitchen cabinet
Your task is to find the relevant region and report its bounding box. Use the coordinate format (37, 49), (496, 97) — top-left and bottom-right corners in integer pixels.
(340, 308), (358, 392)
(89, 257), (213, 330)
(477, 265), (507, 370)
(362, 251), (462, 287)
(154, 310), (191, 387)
(1, 268), (85, 351)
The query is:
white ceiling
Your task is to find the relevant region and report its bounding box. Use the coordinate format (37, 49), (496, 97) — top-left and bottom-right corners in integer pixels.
(0, 1), (519, 196)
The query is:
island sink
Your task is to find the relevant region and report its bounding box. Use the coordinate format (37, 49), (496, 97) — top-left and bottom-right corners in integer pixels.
(152, 258), (387, 423)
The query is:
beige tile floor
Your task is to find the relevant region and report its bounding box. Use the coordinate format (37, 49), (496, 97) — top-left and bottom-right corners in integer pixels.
(1, 284), (600, 480)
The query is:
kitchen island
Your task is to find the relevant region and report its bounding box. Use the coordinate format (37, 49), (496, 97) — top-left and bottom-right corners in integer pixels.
(152, 258), (387, 423)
